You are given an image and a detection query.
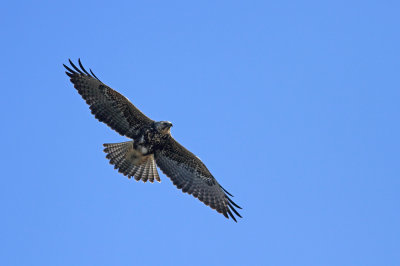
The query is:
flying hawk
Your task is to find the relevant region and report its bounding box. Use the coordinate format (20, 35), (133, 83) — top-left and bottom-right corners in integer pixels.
(64, 59), (242, 222)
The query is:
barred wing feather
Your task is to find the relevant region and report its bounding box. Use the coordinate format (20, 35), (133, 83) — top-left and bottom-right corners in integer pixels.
(155, 137), (242, 222)
(64, 59), (153, 139)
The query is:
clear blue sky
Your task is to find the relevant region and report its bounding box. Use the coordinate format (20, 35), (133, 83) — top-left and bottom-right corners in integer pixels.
(1, 1), (399, 265)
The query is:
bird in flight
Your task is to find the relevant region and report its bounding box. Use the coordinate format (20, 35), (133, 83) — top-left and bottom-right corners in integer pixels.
(64, 59), (242, 222)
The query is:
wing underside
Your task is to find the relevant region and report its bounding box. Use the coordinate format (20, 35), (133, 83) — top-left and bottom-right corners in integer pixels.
(64, 59), (154, 139)
(155, 137), (242, 222)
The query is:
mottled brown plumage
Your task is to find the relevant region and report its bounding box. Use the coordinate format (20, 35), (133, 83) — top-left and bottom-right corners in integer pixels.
(64, 59), (242, 222)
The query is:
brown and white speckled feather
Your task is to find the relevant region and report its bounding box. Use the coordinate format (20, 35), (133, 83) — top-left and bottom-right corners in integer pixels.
(103, 141), (160, 183)
(64, 59), (153, 139)
(155, 137), (242, 221)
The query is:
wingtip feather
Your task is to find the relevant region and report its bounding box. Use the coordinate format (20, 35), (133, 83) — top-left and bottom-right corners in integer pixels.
(228, 202), (242, 218)
(89, 68), (101, 81)
(78, 58), (91, 76)
(226, 208), (238, 222)
(69, 59), (84, 75)
(220, 185), (234, 197)
(227, 196), (242, 209)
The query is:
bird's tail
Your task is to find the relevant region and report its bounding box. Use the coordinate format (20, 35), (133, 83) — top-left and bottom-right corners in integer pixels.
(103, 141), (160, 183)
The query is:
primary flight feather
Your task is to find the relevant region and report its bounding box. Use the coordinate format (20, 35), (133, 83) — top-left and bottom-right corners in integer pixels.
(64, 59), (242, 222)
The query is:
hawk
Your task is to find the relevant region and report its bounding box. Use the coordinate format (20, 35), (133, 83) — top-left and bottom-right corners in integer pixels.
(64, 59), (242, 222)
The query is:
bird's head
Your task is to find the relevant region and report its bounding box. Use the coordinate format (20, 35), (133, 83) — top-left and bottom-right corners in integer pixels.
(155, 121), (173, 134)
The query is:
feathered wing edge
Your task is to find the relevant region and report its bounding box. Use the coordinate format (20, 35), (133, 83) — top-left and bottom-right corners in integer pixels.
(215, 185), (242, 222)
(219, 185), (242, 222)
(64, 59), (154, 139)
(63, 58), (102, 82)
(169, 170), (242, 222)
(155, 144), (243, 222)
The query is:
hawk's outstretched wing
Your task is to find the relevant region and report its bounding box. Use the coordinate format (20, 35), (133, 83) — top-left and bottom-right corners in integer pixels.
(64, 59), (153, 139)
(155, 137), (242, 222)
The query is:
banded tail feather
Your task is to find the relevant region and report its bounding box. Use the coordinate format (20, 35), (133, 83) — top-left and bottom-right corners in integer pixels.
(103, 141), (160, 183)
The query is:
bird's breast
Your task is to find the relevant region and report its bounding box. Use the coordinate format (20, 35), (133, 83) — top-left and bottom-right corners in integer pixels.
(133, 127), (164, 155)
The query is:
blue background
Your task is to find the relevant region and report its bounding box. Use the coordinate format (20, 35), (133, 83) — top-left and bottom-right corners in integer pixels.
(1, 1), (399, 265)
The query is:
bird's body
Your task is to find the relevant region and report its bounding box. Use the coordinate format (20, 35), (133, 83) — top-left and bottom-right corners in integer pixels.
(64, 59), (242, 221)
